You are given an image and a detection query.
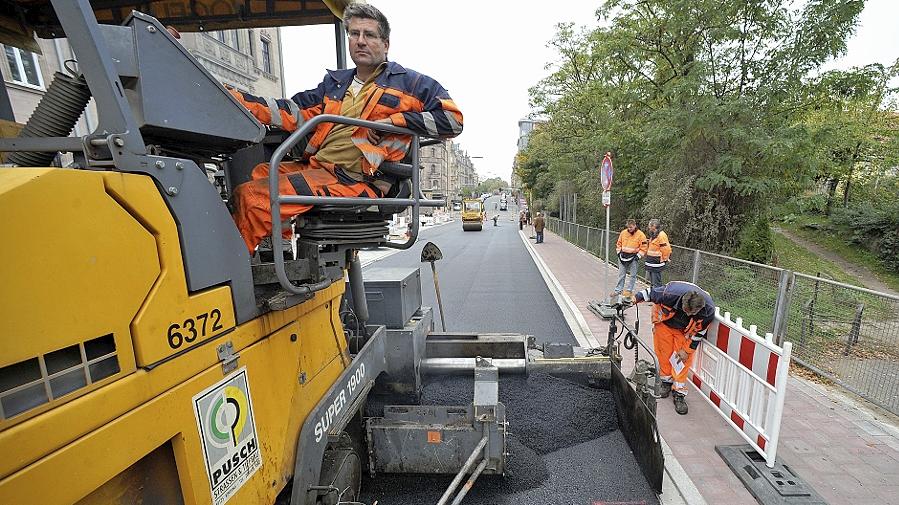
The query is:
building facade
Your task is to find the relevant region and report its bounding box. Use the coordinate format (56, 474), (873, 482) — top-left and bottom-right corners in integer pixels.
(511, 118), (544, 191)
(178, 28), (285, 97)
(419, 140), (478, 201)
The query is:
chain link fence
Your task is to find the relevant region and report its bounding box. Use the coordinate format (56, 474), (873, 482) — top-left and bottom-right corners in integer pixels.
(546, 217), (899, 416)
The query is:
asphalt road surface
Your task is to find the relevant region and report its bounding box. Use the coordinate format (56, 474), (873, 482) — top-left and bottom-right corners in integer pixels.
(365, 196), (576, 345)
(359, 195), (660, 505)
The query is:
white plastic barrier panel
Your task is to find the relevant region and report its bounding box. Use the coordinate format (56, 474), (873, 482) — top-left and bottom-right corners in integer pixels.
(688, 308), (793, 468)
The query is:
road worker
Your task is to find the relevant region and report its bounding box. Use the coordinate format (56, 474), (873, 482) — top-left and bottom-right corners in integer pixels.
(632, 281), (716, 415)
(644, 219), (672, 288)
(228, 3), (463, 254)
(613, 219), (647, 297)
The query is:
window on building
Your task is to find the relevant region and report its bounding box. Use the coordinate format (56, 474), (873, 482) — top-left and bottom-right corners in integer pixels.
(248, 29), (256, 64)
(261, 39), (272, 73)
(4, 46), (43, 88)
(230, 30), (241, 51)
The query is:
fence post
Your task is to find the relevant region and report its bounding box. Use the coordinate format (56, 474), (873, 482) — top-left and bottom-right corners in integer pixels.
(773, 271), (794, 346)
(691, 249), (702, 284)
(576, 224), (580, 247)
(586, 228), (591, 253)
(772, 270), (791, 344)
(842, 302), (865, 356)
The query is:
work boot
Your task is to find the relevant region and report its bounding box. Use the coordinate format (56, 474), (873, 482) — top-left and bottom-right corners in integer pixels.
(658, 381), (673, 398)
(672, 392), (688, 415)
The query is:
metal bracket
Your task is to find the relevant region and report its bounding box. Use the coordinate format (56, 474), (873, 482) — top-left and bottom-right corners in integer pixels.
(217, 341), (239, 374)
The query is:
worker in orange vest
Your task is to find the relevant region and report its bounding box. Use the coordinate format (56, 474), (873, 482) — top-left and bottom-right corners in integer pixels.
(613, 219), (647, 297)
(633, 281), (716, 415)
(644, 219), (672, 288)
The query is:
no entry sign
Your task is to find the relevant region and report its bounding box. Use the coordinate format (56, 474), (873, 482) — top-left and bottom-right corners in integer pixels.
(600, 152), (613, 191)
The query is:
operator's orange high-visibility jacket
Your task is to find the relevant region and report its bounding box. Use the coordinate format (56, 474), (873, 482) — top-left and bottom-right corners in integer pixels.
(635, 281), (716, 348)
(645, 230), (672, 268)
(230, 61), (463, 176)
(616, 228), (648, 262)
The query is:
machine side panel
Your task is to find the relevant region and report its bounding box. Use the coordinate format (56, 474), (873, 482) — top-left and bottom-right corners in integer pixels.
(0, 289), (350, 505)
(612, 358), (665, 493)
(101, 173), (238, 366)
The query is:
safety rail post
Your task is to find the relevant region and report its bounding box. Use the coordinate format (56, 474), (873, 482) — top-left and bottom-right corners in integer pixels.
(268, 114), (444, 295)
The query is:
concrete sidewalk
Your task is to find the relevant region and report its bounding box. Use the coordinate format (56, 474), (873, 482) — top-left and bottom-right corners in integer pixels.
(527, 228), (899, 505)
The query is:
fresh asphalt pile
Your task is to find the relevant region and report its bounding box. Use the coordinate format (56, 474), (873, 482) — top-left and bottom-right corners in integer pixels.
(360, 372), (660, 505)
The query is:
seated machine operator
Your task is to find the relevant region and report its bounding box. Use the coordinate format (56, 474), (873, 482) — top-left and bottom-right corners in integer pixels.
(228, 4), (463, 254)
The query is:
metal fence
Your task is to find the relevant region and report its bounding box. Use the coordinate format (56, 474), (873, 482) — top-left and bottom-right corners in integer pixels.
(545, 217), (899, 416)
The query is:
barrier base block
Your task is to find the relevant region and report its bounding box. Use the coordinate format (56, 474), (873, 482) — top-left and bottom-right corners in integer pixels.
(588, 299), (617, 320)
(716, 445), (827, 505)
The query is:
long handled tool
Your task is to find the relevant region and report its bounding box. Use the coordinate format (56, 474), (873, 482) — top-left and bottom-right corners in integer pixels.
(421, 241), (447, 331)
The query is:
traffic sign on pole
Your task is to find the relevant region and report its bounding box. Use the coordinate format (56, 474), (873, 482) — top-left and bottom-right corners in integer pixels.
(600, 152), (613, 191)
(602, 190), (611, 207)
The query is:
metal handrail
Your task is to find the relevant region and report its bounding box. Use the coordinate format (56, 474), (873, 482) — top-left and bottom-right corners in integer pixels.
(268, 114), (444, 295)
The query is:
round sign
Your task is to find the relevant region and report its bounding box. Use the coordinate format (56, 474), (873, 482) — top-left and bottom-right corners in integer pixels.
(600, 152), (613, 191)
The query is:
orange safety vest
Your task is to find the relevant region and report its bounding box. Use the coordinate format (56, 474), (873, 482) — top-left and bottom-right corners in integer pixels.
(616, 228), (647, 261)
(645, 230), (672, 267)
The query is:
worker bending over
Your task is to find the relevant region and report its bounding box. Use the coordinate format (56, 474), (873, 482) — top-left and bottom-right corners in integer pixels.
(633, 281), (715, 415)
(228, 4), (463, 253)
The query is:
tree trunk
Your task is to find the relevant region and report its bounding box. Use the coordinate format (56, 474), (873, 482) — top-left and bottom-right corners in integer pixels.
(825, 177), (838, 216)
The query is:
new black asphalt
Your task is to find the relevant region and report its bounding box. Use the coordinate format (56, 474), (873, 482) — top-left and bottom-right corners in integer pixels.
(359, 197), (659, 505)
(365, 199), (576, 345)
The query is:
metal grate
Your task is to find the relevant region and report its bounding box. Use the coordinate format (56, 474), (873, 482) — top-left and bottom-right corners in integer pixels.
(0, 333), (120, 419)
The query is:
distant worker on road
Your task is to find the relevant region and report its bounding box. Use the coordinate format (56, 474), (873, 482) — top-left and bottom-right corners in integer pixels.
(227, 4), (463, 254)
(644, 219), (672, 288)
(519, 211), (526, 231)
(492, 214), (499, 226)
(533, 212), (545, 243)
(633, 281), (715, 415)
(613, 219), (647, 297)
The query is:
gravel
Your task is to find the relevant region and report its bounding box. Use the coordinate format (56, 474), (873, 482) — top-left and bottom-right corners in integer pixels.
(359, 372), (659, 505)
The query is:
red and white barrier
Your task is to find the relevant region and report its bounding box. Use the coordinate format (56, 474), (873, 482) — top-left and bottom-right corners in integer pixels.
(688, 308), (793, 468)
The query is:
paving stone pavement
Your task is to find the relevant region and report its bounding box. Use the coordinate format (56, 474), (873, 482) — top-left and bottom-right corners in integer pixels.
(530, 228), (899, 505)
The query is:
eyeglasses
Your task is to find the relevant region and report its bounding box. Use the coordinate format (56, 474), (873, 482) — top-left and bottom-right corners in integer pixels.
(347, 29), (382, 42)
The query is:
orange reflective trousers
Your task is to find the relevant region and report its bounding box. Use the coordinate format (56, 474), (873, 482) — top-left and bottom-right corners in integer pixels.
(653, 323), (696, 395)
(232, 160), (382, 253)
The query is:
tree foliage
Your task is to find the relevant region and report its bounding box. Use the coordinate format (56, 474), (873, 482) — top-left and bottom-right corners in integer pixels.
(516, 0), (894, 254)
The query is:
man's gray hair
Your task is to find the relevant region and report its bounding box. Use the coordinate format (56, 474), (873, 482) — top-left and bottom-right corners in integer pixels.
(682, 291), (706, 314)
(343, 4), (390, 41)
(648, 218), (660, 229)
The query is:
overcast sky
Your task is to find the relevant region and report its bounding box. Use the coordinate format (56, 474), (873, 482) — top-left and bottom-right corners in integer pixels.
(282, 1), (898, 183)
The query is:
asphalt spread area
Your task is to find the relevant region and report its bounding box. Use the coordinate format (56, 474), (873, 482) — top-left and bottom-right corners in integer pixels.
(361, 372), (660, 505)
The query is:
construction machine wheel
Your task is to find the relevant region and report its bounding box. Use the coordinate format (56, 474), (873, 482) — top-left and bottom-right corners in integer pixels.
(317, 432), (362, 505)
(462, 222), (482, 231)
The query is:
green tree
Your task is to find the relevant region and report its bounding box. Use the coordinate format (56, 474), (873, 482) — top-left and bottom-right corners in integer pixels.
(520, 0), (865, 252)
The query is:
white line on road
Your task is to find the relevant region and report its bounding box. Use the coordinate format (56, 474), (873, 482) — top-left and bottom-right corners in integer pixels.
(518, 230), (601, 349)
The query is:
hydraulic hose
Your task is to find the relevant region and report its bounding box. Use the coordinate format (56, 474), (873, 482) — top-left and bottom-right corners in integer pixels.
(8, 72), (91, 167)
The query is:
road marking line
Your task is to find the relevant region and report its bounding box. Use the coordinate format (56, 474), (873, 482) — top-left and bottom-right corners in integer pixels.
(518, 230), (600, 348)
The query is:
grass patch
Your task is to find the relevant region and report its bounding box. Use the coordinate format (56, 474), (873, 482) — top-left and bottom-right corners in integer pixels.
(771, 230), (861, 286)
(779, 220), (899, 293)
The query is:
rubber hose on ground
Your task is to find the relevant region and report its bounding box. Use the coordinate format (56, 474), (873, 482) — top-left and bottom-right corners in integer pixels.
(7, 72), (91, 167)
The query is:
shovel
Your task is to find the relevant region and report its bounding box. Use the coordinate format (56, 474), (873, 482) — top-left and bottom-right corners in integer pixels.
(420, 241), (447, 331)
